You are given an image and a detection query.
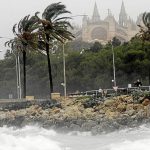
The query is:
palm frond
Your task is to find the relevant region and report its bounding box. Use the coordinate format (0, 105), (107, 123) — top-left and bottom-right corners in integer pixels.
(42, 2), (71, 21)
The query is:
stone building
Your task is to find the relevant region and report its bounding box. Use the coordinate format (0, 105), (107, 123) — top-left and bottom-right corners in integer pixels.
(81, 1), (139, 43)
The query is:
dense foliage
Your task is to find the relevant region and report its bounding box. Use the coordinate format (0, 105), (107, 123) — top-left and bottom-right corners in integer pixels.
(0, 38), (150, 99)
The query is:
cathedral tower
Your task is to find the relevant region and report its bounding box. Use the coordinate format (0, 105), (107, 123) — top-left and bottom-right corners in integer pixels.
(92, 2), (100, 23)
(119, 1), (128, 27)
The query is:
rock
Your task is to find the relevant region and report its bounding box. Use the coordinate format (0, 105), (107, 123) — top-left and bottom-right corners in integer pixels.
(15, 110), (27, 117)
(126, 104), (134, 111)
(124, 96), (133, 104)
(136, 109), (146, 118)
(91, 126), (103, 135)
(142, 99), (150, 106)
(117, 103), (126, 112)
(99, 109), (106, 114)
(64, 106), (82, 119)
(133, 104), (144, 111)
(81, 120), (97, 131)
(0, 113), (6, 120)
(104, 99), (114, 107)
(75, 119), (86, 126)
(83, 98), (100, 108)
(125, 109), (135, 116)
(6, 112), (15, 120)
(70, 124), (81, 131)
(53, 108), (61, 114)
(83, 108), (95, 119)
(0, 95), (150, 134)
(105, 110), (119, 119)
(145, 105), (150, 117)
(116, 115), (130, 126)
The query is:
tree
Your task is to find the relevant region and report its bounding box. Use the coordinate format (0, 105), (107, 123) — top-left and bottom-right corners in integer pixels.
(112, 37), (121, 47)
(90, 41), (103, 52)
(5, 15), (39, 98)
(36, 2), (74, 95)
(137, 12), (150, 42)
(136, 12), (150, 83)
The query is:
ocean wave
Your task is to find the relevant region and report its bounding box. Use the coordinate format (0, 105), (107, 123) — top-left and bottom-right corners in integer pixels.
(0, 124), (150, 150)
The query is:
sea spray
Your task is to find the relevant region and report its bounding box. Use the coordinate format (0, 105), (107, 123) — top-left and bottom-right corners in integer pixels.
(0, 124), (150, 150)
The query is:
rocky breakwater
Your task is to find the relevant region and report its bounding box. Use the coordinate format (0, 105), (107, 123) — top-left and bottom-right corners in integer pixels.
(0, 96), (150, 134)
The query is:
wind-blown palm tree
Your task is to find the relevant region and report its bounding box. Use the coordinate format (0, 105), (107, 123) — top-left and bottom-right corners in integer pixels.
(137, 12), (150, 42)
(36, 2), (74, 95)
(137, 12), (150, 84)
(5, 14), (39, 98)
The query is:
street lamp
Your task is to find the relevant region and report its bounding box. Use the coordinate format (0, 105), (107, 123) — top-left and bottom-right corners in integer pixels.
(12, 51), (21, 99)
(62, 43), (67, 99)
(0, 36), (22, 99)
(111, 41), (117, 87)
(61, 15), (87, 98)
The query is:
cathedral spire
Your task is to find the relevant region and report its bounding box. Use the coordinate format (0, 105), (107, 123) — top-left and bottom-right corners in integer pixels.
(120, 1), (126, 15)
(119, 1), (128, 27)
(92, 2), (100, 23)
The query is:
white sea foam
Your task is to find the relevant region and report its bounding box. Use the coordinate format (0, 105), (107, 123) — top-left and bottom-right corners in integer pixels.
(0, 124), (150, 150)
(0, 126), (62, 150)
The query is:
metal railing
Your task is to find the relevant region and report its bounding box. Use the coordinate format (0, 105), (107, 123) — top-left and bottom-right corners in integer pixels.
(68, 86), (150, 98)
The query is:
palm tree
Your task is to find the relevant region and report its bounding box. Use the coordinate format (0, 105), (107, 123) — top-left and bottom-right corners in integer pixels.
(36, 2), (74, 95)
(137, 12), (150, 84)
(137, 12), (150, 42)
(5, 14), (39, 98)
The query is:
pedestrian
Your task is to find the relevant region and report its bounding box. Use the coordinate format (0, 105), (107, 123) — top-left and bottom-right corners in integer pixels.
(134, 79), (142, 87)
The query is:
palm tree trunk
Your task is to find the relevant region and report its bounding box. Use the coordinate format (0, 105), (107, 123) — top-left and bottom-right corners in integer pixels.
(23, 50), (26, 98)
(46, 34), (53, 96)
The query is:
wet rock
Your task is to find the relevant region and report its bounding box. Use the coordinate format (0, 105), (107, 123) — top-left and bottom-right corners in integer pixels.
(136, 109), (146, 118)
(0, 113), (7, 120)
(142, 99), (150, 106)
(125, 109), (135, 116)
(91, 126), (103, 135)
(81, 120), (97, 131)
(70, 124), (81, 131)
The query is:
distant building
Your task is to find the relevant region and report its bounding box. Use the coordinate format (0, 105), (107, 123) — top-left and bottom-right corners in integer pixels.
(76, 1), (142, 43)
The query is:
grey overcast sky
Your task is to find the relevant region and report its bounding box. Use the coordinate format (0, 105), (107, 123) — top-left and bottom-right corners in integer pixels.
(0, 0), (149, 58)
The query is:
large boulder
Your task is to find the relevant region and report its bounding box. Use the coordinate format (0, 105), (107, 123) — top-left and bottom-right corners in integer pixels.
(63, 105), (82, 119)
(104, 99), (115, 107)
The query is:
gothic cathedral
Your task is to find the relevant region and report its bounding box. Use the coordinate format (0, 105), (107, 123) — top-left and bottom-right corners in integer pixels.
(81, 1), (141, 43)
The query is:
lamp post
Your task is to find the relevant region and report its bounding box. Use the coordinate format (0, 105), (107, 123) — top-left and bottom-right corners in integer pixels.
(12, 51), (21, 99)
(111, 41), (116, 87)
(62, 43), (67, 99)
(14, 52), (21, 99)
(0, 36), (21, 99)
(61, 15), (87, 99)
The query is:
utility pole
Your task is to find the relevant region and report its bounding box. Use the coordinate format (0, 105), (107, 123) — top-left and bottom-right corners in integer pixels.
(63, 43), (67, 99)
(111, 42), (116, 87)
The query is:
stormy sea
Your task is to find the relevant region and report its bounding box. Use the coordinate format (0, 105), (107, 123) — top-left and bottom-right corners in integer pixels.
(0, 124), (150, 150)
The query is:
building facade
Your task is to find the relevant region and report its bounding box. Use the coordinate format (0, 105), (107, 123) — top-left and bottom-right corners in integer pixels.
(81, 1), (139, 43)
